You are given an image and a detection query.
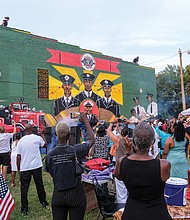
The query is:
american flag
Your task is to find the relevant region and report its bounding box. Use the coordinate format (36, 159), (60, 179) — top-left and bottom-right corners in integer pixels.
(0, 174), (15, 220)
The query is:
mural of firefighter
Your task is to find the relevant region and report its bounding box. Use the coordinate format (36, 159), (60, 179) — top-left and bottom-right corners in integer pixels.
(52, 73), (121, 123)
(48, 52), (123, 123)
(53, 75), (80, 116)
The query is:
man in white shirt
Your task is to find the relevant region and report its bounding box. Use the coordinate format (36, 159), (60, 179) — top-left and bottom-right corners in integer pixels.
(17, 124), (48, 216)
(146, 93), (158, 118)
(133, 97), (146, 120)
(0, 122), (16, 179)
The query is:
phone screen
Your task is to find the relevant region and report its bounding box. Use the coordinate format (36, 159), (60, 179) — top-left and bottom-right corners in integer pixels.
(70, 112), (80, 119)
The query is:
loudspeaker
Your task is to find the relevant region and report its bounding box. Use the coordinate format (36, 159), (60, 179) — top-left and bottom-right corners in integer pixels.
(44, 127), (52, 144)
(69, 126), (81, 145)
(44, 127), (52, 134)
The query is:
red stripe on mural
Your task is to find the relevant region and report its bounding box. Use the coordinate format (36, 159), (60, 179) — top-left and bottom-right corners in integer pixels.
(95, 58), (120, 73)
(61, 51), (81, 67)
(46, 48), (120, 73)
(46, 48), (60, 64)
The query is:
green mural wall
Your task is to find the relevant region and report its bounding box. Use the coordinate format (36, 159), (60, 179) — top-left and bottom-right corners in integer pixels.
(0, 26), (156, 118)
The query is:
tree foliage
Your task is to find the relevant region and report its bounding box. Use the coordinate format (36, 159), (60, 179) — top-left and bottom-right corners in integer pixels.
(156, 65), (184, 118)
(184, 65), (190, 95)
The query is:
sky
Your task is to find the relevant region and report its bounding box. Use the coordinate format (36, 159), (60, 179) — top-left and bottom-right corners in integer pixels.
(2, 0), (190, 74)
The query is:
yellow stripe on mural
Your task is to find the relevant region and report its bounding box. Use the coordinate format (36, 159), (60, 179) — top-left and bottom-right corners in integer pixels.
(49, 75), (63, 100)
(50, 66), (86, 99)
(94, 72), (123, 105)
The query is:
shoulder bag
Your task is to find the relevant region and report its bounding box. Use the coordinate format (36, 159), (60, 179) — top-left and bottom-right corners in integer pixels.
(73, 148), (85, 175)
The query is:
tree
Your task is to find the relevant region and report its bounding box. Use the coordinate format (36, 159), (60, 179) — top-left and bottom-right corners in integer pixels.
(156, 65), (183, 118)
(184, 65), (190, 96)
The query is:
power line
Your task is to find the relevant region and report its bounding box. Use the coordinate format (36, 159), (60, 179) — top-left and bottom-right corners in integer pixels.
(144, 53), (178, 65)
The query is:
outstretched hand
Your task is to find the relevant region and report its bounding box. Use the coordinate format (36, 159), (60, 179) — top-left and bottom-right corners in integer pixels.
(123, 136), (133, 153)
(79, 112), (88, 123)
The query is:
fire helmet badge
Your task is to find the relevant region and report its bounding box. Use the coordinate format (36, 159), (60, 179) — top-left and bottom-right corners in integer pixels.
(81, 53), (96, 70)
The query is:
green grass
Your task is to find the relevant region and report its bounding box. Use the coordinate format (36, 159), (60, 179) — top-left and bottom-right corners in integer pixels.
(7, 169), (101, 220)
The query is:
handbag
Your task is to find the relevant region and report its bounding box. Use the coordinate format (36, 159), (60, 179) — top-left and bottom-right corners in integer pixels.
(73, 148), (85, 175)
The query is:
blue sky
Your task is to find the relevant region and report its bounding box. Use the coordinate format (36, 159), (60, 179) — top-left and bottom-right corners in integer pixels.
(2, 0), (190, 73)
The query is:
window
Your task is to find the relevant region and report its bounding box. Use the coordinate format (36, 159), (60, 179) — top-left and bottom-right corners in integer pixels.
(38, 69), (49, 99)
(22, 103), (29, 110)
(13, 104), (21, 110)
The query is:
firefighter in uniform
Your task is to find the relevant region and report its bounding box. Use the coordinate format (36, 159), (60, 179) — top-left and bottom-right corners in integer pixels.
(146, 93), (158, 118)
(133, 96), (146, 120)
(96, 79), (120, 117)
(75, 73), (100, 103)
(83, 100), (98, 128)
(54, 75), (80, 116)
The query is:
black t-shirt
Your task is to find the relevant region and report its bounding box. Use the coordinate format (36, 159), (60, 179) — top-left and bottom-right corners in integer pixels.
(45, 143), (90, 191)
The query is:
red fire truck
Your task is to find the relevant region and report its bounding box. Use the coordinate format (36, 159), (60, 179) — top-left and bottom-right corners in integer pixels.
(0, 100), (45, 132)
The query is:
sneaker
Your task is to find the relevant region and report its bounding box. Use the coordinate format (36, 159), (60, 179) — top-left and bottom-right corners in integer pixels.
(42, 201), (49, 209)
(21, 209), (28, 216)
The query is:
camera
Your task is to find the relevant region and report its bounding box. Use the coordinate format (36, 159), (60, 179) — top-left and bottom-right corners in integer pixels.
(70, 112), (81, 119)
(118, 118), (127, 123)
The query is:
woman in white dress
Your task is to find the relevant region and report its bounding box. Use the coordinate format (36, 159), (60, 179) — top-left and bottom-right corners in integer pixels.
(11, 132), (22, 187)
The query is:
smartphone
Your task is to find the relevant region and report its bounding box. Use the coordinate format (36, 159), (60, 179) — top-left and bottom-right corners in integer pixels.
(70, 112), (81, 119)
(99, 120), (105, 125)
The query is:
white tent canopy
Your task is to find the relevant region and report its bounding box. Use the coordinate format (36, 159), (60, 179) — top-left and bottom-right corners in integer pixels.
(181, 108), (190, 116)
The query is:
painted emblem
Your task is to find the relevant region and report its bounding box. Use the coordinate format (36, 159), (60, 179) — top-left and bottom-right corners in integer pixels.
(84, 100), (94, 107)
(65, 75), (69, 81)
(105, 80), (108, 84)
(81, 53), (96, 70)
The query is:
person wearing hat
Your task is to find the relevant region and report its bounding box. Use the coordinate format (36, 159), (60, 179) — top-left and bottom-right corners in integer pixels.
(54, 74), (80, 116)
(83, 100), (98, 128)
(96, 79), (120, 117)
(146, 93), (158, 118)
(133, 96), (146, 120)
(1, 16), (9, 27)
(75, 73), (100, 103)
(80, 100), (98, 142)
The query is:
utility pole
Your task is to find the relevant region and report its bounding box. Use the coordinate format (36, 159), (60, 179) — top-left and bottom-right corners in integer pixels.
(178, 48), (186, 111)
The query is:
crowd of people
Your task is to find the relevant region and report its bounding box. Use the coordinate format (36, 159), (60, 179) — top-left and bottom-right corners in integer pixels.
(1, 14), (189, 220)
(0, 109), (190, 219)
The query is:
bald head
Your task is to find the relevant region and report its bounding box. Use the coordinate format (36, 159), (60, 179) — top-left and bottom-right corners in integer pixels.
(56, 122), (70, 141)
(0, 126), (5, 133)
(25, 124), (33, 134)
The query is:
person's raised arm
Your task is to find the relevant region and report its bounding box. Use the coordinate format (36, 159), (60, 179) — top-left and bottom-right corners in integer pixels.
(13, 121), (17, 135)
(80, 112), (95, 147)
(106, 119), (120, 146)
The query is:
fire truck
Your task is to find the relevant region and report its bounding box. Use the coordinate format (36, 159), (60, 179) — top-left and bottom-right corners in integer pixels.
(0, 100), (45, 132)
